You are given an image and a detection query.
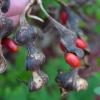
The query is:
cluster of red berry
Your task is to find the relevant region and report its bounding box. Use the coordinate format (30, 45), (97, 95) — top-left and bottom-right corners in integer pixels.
(59, 1), (88, 69)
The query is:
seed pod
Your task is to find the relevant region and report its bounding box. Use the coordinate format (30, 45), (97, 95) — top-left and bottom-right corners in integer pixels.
(1, 0), (10, 13)
(15, 25), (37, 45)
(61, 36), (84, 58)
(56, 69), (88, 96)
(25, 43), (45, 71)
(37, 0), (84, 58)
(28, 70), (48, 91)
(56, 70), (76, 91)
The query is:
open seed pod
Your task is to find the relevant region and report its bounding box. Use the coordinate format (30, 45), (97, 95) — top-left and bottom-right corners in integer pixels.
(57, 0), (90, 68)
(37, 0), (84, 58)
(56, 69), (88, 96)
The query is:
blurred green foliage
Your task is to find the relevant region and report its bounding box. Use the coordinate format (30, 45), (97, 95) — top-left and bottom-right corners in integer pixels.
(0, 0), (100, 100)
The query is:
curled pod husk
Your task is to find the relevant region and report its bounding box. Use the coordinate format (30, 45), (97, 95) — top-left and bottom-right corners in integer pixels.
(59, 1), (90, 66)
(25, 43), (45, 71)
(28, 70), (48, 91)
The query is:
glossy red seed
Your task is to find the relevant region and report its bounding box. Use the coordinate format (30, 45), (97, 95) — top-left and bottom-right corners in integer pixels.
(76, 38), (87, 49)
(64, 53), (80, 68)
(59, 42), (66, 52)
(60, 11), (68, 25)
(1, 38), (18, 53)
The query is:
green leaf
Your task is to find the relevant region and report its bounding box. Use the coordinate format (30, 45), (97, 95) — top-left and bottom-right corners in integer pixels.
(94, 24), (100, 33)
(96, 57), (100, 66)
(4, 86), (28, 100)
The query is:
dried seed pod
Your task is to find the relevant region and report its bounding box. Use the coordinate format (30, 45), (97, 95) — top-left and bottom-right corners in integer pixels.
(60, 35), (84, 58)
(25, 43), (45, 71)
(15, 0), (41, 45)
(28, 70), (48, 91)
(56, 69), (88, 96)
(15, 0), (45, 72)
(15, 25), (37, 45)
(57, 0), (91, 55)
(56, 70), (76, 91)
(37, 0), (84, 58)
(1, 0), (10, 13)
(57, 0), (90, 63)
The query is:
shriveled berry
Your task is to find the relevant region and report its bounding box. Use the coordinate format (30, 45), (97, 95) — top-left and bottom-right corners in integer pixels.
(59, 42), (66, 52)
(60, 11), (68, 25)
(64, 53), (80, 68)
(1, 38), (18, 53)
(76, 38), (87, 49)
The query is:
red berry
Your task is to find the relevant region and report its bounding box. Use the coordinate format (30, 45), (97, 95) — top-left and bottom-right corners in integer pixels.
(76, 38), (87, 49)
(60, 11), (68, 25)
(64, 53), (80, 68)
(59, 42), (66, 52)
(1, 38), (18, 53)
